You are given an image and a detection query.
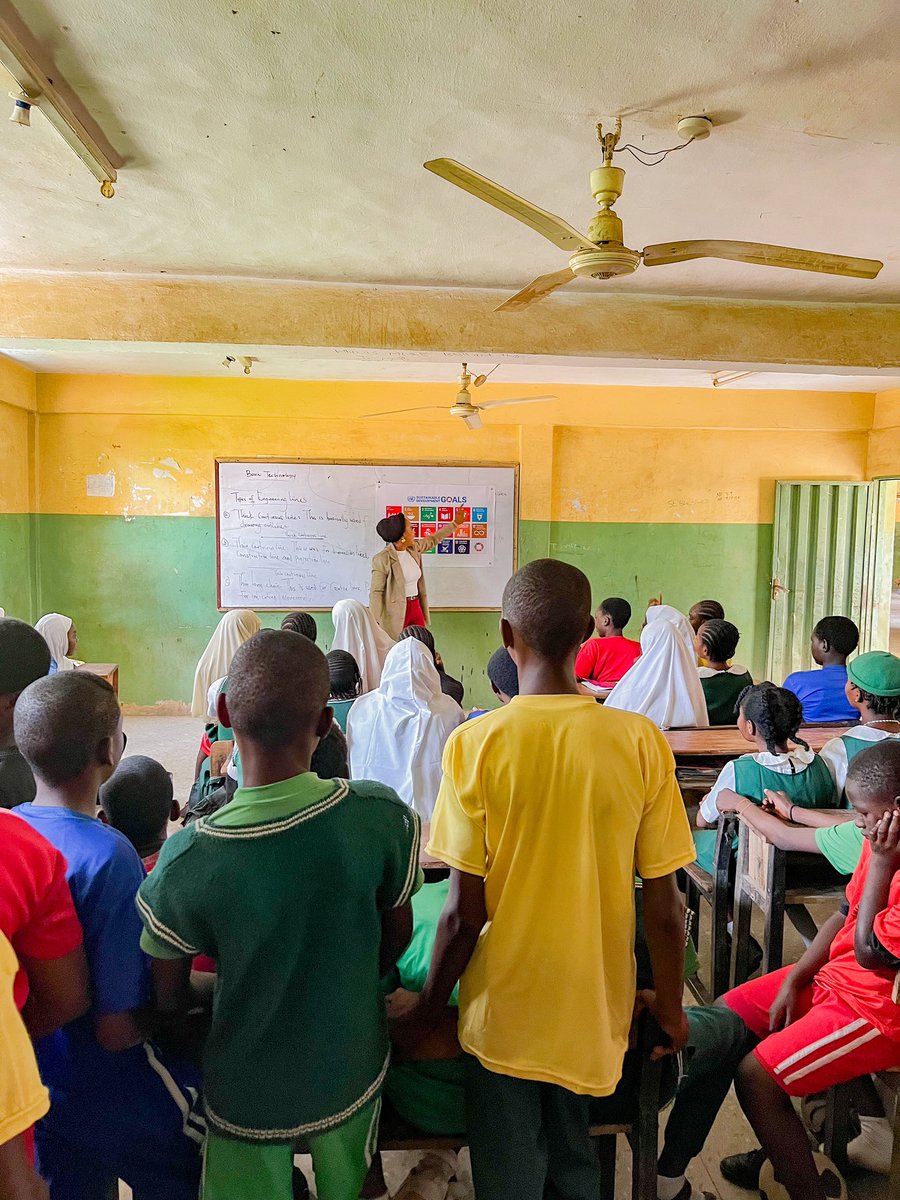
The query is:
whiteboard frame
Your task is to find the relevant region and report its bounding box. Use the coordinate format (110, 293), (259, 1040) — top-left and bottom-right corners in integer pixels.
(215, 457), (520, 612)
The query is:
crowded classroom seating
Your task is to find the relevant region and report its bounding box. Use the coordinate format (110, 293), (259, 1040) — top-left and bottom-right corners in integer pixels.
(2, 573), (900, 1200)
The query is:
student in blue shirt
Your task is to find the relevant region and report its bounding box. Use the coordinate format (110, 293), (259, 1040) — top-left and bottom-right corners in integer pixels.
(13, 671), (203, 1200)
(782, 615), (859, 723)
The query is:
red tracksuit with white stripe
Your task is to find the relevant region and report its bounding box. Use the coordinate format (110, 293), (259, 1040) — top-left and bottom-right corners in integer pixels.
(724, 840), (900, 1095)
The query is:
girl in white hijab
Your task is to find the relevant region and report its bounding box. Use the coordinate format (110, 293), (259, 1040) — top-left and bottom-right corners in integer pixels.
(35, 613), (78, 673)
(645, 603), (696, 658)
(347, 638), (464, 820)
(191, 609), (261, 716)
(331, 598), (395, 693)
(605, 610), (709, 729)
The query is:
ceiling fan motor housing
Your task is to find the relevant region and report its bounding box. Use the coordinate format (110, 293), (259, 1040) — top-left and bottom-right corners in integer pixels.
(569, 245), (641, 279)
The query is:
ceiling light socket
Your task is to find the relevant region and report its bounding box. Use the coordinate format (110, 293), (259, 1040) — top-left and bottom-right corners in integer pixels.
(676, 115), (712, 141)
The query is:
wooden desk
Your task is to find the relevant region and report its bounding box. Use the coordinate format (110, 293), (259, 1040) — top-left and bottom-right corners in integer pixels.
(663, 724), (852, 759)
(75, 663), (119, 696)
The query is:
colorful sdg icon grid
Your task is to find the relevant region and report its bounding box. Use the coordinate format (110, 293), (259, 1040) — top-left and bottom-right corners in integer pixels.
(384, 505), (490, 555)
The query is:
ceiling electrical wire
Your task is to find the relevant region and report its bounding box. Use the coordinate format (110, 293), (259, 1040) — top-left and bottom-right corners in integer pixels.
(614, 136), (695, 166)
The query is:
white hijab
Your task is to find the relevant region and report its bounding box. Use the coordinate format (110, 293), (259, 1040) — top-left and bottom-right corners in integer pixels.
(191, 609), (261, 716)
(605, 613), (709, 729)
(347, 638), (464, 819)
(645, 604), (696, 658)
(35, 613), (77, 672)
(331, 599), (395, 693)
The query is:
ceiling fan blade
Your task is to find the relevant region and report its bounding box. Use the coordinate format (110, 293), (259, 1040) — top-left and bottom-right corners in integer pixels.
(463, 411), (483, 430)
(363, 406), (448, 418)
(424, 159), (594, 254)
(495, 268), (577, 312)
(477, 395), (558, 410)
(642, 239), (883, 279)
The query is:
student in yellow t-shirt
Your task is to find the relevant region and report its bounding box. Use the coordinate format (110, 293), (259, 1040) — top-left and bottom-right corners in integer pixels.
(395, 558), (696, 1200)
(0, 929), (51, 1197)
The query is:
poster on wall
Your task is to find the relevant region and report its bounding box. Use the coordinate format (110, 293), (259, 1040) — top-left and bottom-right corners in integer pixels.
(376, 485), (495, 565)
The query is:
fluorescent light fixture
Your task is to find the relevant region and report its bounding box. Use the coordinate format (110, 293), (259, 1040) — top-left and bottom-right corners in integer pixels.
(0, 1), (120, 195)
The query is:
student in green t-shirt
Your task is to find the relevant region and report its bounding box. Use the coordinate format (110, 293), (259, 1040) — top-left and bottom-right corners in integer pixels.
(137, 629), (422, 1200)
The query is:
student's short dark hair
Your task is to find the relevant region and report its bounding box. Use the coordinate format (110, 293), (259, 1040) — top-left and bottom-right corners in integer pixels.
(227, 629), (329, 749)
(846, 740), (900, 803)
(690, 599), (725, 629)
(814, 615), (859, 656)
(599, 597), (631, 630)
(698, 619), (740, 662)
(737, 682), (808, 755)
(14, 673), (120, 785)
(487, 647), (519, 697)
(326, 649), (362, 700)
(281, 611), (317, 642)
(99, 756), (173, 850)
(399, 625), (436, 659)
(502, 559), (591, 659)
(376, 514), (406, 544)
(854, 689), (900, 721)
(0, 618), (51, 696)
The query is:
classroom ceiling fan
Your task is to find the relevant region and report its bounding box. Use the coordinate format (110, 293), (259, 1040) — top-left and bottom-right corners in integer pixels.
(364, 363), (557, 429)
(425, 119), (884, 311)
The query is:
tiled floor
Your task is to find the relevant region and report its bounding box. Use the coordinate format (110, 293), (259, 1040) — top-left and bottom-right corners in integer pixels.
(121, 716), (892, 1199)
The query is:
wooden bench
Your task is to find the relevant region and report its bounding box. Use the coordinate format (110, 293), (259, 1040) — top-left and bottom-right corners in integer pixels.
(731, 822), (846, 988)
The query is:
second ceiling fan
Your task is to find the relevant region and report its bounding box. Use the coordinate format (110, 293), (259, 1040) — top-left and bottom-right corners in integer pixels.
(425, 119), (883, 311)
(365, 364), (557, 430)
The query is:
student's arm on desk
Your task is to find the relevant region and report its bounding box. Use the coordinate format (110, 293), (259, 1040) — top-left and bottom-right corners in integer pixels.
(391, 869), (486, 1057)
(762, 789), (853, 828)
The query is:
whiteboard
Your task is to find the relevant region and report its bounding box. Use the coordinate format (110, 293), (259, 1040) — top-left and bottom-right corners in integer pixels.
(216, 461), (518, 610)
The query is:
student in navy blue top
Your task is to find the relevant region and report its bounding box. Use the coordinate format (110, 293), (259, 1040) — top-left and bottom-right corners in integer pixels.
(13, 671), (203, 1200)
(782, 615), (860, 723)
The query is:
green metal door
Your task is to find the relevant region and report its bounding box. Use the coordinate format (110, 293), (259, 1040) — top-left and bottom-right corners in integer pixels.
(766, 481), (889, 682)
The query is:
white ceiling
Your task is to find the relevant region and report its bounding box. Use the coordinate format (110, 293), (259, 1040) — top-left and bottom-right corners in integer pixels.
(0, 0), (898, 302)
(3, 341), (899, 392)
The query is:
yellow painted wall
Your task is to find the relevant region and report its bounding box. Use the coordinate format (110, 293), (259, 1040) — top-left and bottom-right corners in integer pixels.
(0, 357), (36, 515)
(34, 374), (874, 523)
(869, 389), (900, 479)
(0, 357), (37, 617)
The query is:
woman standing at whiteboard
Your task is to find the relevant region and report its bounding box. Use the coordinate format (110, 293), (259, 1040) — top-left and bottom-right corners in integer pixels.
(369, 508), (465, 639)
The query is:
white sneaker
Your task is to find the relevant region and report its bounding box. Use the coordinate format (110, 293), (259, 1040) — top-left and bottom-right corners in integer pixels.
(847, 1115), (893, 1175)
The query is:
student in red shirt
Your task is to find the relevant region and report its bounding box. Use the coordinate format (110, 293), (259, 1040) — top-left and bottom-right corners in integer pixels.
(719, 739), (900, 1200)
(574, 597), (641, 688)
(0, 809), (88, 1032)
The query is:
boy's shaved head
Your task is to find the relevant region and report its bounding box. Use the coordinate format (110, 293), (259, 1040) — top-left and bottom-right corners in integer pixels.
(227, 629), (329, 748)
(100, 756), (174, 849)
(846, 740), (900, 804)
(502, 559), (592, 659)
(15, 673), (120, 785)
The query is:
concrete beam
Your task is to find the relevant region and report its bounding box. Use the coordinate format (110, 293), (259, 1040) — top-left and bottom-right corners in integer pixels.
(0, 274), (897, 368)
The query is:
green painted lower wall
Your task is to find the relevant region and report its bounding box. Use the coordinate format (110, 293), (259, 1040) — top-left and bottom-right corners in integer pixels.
(27, 514), (772, 708)
(0, 513), (35, 621)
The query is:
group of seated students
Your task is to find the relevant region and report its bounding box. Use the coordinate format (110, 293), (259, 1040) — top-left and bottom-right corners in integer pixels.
(1, 565), (900, 1200)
